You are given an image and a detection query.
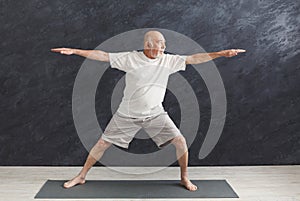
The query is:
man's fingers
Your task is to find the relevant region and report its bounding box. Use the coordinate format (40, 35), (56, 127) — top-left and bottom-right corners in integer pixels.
(233, 49), (246, 53)
(222, 49), (246, 57)
(51, 48), (73, 55)
(51, 48), (64, 52)
(51, 48), (68, 52)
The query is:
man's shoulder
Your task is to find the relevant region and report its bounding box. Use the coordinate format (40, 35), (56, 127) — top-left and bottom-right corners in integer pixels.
(109, 51), (139, 61)
(163, 52), (185, 57)
(110, 51), (137, 56)
(162, 53), (186, 61)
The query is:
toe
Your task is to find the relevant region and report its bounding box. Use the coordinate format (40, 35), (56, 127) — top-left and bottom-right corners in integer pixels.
(63, 182), (70, 188)
(192, 185), (198, 191)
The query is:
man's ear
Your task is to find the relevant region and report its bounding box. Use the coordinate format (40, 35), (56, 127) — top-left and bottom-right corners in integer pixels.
(147, 41), (153, 48)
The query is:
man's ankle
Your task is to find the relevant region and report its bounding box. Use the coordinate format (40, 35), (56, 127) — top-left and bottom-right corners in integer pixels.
(181, 176), (189, 181)
(181, 171), (189, 180)
(78, 173), (86, 179)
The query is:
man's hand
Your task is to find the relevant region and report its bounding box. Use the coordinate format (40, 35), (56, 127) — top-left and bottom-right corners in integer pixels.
(51, 48), (75, 55)
(219, 49), (246, 57)
(51, 48), (109, 62)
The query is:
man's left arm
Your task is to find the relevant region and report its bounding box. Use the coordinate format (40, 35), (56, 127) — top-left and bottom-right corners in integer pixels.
(186, 49), (246, 65)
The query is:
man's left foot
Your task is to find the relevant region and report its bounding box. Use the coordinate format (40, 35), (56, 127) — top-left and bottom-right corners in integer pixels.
(180, 178), (198, 191)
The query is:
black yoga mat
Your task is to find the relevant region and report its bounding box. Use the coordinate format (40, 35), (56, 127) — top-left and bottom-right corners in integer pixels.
(35, 180), (239, 199)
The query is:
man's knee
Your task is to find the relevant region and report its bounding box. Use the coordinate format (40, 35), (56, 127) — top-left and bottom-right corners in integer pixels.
(171, 135), (187, 148)
(96, 138), (112, 150)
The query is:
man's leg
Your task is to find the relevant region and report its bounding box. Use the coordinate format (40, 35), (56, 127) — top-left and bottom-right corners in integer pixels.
(63, 138), (112, 188)
(171, 135), (198, 191)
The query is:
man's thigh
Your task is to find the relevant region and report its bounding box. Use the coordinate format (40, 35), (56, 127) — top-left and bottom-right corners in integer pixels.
(143, 112), (182, 148)
(101, 113), (142, 149)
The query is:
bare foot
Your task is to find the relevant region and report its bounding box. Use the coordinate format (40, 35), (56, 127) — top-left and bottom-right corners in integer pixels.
(63, 175), (86, 188)
(180, 178), (198, 191)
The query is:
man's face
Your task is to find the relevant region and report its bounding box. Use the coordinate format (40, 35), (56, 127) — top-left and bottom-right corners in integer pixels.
(148, 35), (166, 59)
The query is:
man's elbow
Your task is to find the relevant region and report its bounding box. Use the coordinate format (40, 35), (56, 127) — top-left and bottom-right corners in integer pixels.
(97, 51), (109, 62)
(186, 55), (201, 65)
(185, 56), (194, 65)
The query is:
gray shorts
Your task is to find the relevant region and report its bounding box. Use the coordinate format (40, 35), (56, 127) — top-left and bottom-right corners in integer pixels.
(101, 112), (182, 149)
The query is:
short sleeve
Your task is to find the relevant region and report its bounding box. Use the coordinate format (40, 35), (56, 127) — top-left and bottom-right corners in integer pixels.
(168, 55), (187, 74)
(109, 52), (131, 72)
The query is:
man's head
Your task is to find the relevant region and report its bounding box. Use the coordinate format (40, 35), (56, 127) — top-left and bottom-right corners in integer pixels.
(143, 31), (166, 59)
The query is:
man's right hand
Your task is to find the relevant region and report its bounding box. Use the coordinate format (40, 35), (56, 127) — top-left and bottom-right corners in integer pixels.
(51, 48), (75, 55)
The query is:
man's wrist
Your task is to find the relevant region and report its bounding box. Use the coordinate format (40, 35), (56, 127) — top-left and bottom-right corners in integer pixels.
(215, 51), (224, 58)
(73, 49), (79, 55)
(208, 52), (223, 59)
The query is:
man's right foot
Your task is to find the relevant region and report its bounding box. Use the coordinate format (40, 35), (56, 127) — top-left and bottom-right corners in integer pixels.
(63, 175), (86, 188)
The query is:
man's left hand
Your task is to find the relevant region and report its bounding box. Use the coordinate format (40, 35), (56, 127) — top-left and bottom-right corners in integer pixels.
(219, 49), (246, 57)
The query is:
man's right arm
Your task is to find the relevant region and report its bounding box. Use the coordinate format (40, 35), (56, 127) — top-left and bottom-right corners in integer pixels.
(51, 48), (109, 62)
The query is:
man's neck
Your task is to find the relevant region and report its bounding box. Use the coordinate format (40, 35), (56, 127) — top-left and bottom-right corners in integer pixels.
(143, 50), (156, 59)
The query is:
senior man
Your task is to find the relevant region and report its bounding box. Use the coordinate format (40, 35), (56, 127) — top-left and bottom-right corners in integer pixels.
(51, 30), (245, 191)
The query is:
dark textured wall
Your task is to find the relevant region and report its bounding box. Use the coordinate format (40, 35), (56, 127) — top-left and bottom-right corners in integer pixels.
(0, 0), (299, 166)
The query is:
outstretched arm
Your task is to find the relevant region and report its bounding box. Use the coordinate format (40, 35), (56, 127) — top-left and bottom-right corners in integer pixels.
(186, 49), (246, 65)
(51, 48), (109, 62)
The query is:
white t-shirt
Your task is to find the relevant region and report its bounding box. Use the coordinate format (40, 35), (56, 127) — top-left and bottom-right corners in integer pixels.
(109, 51), (186, 118)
